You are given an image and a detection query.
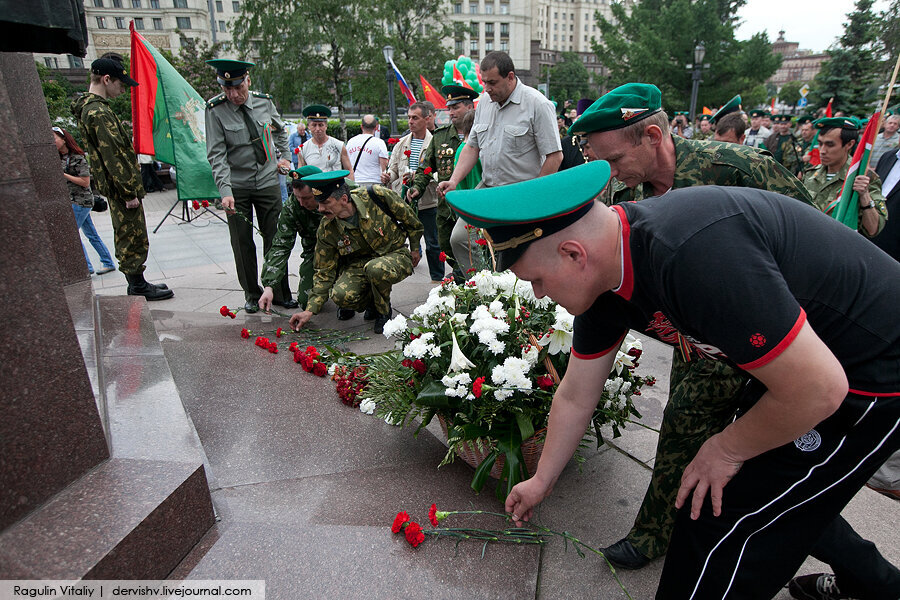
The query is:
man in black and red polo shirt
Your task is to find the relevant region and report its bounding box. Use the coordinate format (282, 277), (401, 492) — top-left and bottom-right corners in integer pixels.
(446, 160), (900, 599)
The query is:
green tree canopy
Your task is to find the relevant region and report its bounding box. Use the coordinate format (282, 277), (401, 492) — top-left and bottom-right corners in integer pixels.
(159, 34), (225, 101)
(592, 0), (781, 113)
(546, 52), (596, 106)
(778, 81), (803, 108)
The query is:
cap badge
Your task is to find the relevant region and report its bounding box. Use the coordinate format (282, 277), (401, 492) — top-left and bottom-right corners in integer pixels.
(621, 108), (648, 121)
(224, 72), (231, 78)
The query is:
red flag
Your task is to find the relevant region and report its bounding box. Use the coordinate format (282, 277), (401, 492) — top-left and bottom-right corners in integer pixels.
(419, 75), (447, 109)
(828, 111), (880, 231)
(770, 97), (776, 112)
(453, 64), (473, 89)
(826, 98), (833, 117)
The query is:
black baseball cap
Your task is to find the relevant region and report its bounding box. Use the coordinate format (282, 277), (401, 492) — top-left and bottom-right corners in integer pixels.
(91, 58), (138, 87)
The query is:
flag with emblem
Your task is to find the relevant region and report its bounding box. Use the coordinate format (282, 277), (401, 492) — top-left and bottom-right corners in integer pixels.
(129, 21), (219, 200)
(828, 112), (880, 231)
(419, 75), (447, 109)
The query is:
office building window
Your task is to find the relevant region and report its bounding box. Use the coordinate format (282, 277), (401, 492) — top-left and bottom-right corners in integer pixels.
(500, 1), (509, 14)
(219, 20), (226, 32)
(176, 16), (191, 28)
(216, 0), (223, 10)
(174, 0), (187, 7)
(93, 0), (103, 6)
(469, 2), (478, 14)
(470, 40), (479, 53)
(68, 55), (84, 68)
(485, 2), (493, 14)
(500, 22), (509, 36)
(180, 37), (193, 48)
(485, 41), (493, 51)
(96, 16), (107, 28)
(233, 1), (240, 10)
(113, 0), (122, 6)
(500, 40), (508, 51)
(115, 17), (126, 28)
(153, 17), (163, 29)
(44, 57), (59, 68)
(455, 39), (464, 53)
(453, 2), (462, 12)
(134, 17), (145, 29)
(485, 22), (494, 34)
(132, 0), (141, 7)
(150, 0), (159, 6)
(470, 21), (478, 35)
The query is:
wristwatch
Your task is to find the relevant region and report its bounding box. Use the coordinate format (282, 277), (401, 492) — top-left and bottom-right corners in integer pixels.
(863, 200), (876, 210)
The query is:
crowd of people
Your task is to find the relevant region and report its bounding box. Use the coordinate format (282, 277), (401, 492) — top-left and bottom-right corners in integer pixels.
(62, 50), (899, 600)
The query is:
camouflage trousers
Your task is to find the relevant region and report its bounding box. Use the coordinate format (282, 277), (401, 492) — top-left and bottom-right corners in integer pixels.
(626, 353), (746, 559)
(108, 195), (149, 275)
(296, 250), (314, 308)
(331, 249), (413, 314)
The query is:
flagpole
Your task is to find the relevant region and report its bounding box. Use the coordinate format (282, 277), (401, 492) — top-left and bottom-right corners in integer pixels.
(876, 54), (900, 133)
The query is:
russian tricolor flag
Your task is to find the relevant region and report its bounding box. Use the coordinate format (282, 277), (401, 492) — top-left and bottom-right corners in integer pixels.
(389, 58), (417, 105)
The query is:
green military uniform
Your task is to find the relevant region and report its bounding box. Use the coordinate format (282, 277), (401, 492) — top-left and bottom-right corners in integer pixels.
(260, 189), (322, 307)
(306, 184), (423, 316)
(205, 62), (292, 306)
(412, 123), (463, 268)
(804, 157), (888, 237)
(72, 92), (149, 275)
(692, 114), (714, 141)
(764, 132), (803, 175)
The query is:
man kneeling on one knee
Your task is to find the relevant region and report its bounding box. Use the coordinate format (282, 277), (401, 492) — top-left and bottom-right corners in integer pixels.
(288, 170), (423, 334)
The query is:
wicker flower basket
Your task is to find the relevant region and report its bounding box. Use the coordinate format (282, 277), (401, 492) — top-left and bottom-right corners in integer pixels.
(438, 415), (546, 480)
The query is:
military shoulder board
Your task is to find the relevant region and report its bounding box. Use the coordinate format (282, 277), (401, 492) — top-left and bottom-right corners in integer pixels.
(206, 93), (227, 109)
(251, 91), (273, 100)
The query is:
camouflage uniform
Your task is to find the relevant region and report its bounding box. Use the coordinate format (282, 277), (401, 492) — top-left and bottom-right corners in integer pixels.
(260, 196), (322, 307)
(412, 124), (463, 268)
(764, 132), (804, 176)
(692, 129), (714, 141)
(306, 185), (423, 315)
(803, 157), (888, 238)
(71, 93), (149, 275)
(607, 135), (814, 560)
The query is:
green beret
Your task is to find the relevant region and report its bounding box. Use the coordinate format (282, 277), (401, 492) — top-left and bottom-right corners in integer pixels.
(569, 83), (662, 136)
(711, 95), (741, 124)
(290, 165), (322, 180)
(771, 114), (792, 124)
(446, 161), (611, 271)
(303, 104), (332, 120)
(814, 117), (859, 130)
(749, 109), (766, 118)
(301, 169), (350, 199)
(206, 59), (254, 87)
(442, 84), (479, 106)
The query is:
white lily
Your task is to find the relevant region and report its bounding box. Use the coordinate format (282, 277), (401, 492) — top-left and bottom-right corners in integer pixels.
(448, 327), (476, 372)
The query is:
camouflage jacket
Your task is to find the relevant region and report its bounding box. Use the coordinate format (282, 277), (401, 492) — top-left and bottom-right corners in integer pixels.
(764, 132), (803, 175)
(803, 158), (888, 238)
(260, 196), (322, 289)
(71, 93), (144, 200)
(603, 135), (813, 206)
(411, 123), (462, 196)
(692, 129), (714, 141)
(306, 185), (424, 314)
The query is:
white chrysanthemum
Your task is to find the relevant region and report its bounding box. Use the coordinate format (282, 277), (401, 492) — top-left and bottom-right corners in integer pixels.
(384, 412), (402, 426)
(327, 363), (338, 376)
(469, 270), (498, 297)
(359, 398), (376, 415)
(491, 357), (533, 400)
(521, 343), (540, 368)
(487, 338), (506, 355)
(494, 271), (519, 296)
(381, 314), (408, 339)
(403, 332), (437, 359)
(451, 312), (469, 325)
(493, 388), (514, 401)
(441, 372), (473, 397)
(488, 299), (506, 319)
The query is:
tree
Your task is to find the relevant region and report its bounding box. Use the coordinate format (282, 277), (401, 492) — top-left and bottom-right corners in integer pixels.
(778, 81), (803, 108)
(159, 33), (225, 101)
(808, 0), (882, 117)
(592, 0), (782, 113)
(36, 62), (82, 127)
(878, 0), (900, 81)
(546, 52), (596, 105)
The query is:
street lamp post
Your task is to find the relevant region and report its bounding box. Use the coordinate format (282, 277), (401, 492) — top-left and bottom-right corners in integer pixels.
(383, 45), (399, 138)
(687, 43), (707, 124)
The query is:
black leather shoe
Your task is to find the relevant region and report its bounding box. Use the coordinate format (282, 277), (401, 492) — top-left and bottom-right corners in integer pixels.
(274, 298), (300, 309)
(601, 538), (650, 570)
(363, 302), (376, 321)
(244, 301), (259, 314)
(337, 308), (355, 320)
(373, 305), (392, 334)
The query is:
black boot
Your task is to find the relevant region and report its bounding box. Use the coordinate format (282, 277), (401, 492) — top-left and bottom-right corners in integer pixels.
(337, 307), (355, 320)
(363, 301), (377, 321)
(373, 304), (392, 334)
(126, 273), (174, 301)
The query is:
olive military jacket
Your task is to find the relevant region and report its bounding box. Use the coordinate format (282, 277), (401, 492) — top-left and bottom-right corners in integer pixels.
(205, 90), (289, 198)
(764, 132), (803, 176)
(411, 123), (462, 196)
(260, 197), (322, 290)
(803, 157), (888, 238)
(71, 93), (144, 201)
(603, 135), (813, 206)
(306, 185), (424, 314)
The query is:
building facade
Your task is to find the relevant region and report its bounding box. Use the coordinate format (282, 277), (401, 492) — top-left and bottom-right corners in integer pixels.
(767, 30), (828, 89)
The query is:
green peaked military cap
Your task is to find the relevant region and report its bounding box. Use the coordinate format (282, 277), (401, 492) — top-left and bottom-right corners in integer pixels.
(206, 59), (254, 86)
(771, 114), (792, 123)
(303, 104), (332, 120)
(697, 114), (712, 122)
(748, 108), (766, 118)
(289, 165), (322, 180)
(710, 95), (741, 124)
(568, 83), (662, 136)
(446, 160), (612, 271)
(795, 115), (814, 125)
(301, 169), (350, 198)
(814, 116), (859, 130)
(442, 84), (479, 106)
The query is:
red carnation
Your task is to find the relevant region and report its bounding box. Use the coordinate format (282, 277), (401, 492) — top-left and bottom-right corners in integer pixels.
(293, 350), (302, 363)
(201, 200), (210, 208)
(313, 361), (327, 377)
(428, 503), (439, 527)
(301, 356), (314, 372)
(192, 200), (200, 210)
(392, 511), (410, 533)
(293, 147), (300, 154)
(219, 305), (230, 317)
(276, 327), (283, 338)
(536, 375), (554, 391)
(475, 238), (487, 246)
(627, 348), (642, 358)
(241, 328), (250, 339)
(472, 376), (485, 398)
(229, 312), (236, 319)
(268, 344), (278, 354)
(404, 149), (411, 157)
(423, 167), (433, 175)
(412, 359), (427, 375)
(438, 251), (447, 262)
(466, 268), (476, 274)
(388, 137), (399, 145)
(306, 346), (319, 358)
(405, 521), (425, 547)
(401, 358), (413, 368)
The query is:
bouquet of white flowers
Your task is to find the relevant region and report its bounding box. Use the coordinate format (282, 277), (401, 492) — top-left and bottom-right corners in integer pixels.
(365, 270), (653, 500)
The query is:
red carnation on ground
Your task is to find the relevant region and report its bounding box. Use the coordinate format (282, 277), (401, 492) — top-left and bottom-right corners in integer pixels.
(412, 359), (427, 375)
(536, 375), (554, 391)
(293, 350), (302, 363)
(219, 305), (230, 317)
(268, 344), (278, 354)
(405, 521), (425, 547)
(276, 327), (283, 338)
(472, 376), (485, 398)
(241, 328), (250, 339)
(192, 200), (200, 210)
(423, 167), (433, 175)
(475, 238), (487, 246)
(429, 503), (439, 527)
(313, 361), (328, 377)
(306, 346), (319, 358)
(229, 311), (236, 319)
(201, 200), (210, 208)
(392, 511), (410, 533)
(438, 251), (447, 262)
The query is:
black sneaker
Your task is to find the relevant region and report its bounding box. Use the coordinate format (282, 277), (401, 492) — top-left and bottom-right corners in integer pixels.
(601, 538), (650, 570)
(788, 574), (850, 600)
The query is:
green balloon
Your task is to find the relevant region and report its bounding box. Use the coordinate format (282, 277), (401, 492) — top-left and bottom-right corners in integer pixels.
(444, 60), (455, 70)
(441, 74), (453, 86)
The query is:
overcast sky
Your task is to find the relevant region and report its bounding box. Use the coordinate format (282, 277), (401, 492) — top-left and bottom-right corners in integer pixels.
(735, 0), (890, 54)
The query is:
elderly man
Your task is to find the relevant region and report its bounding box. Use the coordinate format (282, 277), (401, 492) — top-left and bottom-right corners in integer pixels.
(205, 59), (295, 313)
(568, 83), (813, 571)
(346, 115), (389, 186)
(384, 102), (444, 282)
(803, 117), (887, 238)
(438, 51), (562, 274)
(298, 104), (354, 176)
(446, 160), (900, 600)
(288, 171), (423, 333)
(871, 114), (900, 165)
(288, 122), (311, 168)
(411, 84), (479, 279)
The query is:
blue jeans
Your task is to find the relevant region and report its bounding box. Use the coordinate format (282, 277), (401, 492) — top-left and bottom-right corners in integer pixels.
(278, 173), (288, 203)
(72, 204), (115, 273)
(418, 207), (445, 281)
